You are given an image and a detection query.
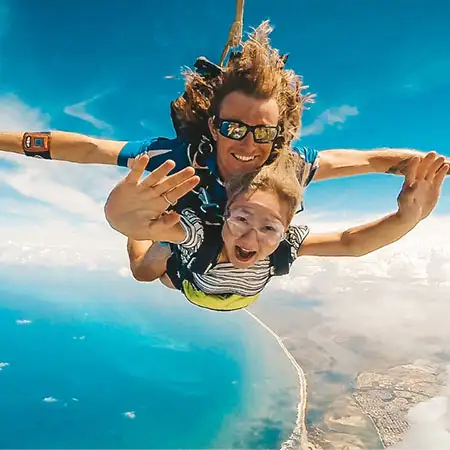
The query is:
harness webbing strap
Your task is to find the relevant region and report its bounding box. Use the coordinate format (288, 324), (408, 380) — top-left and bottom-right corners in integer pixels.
(166, 224), (223, 290)
(189, 224), (223, 274)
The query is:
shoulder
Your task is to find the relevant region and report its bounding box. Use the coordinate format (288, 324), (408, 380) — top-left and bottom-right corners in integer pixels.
(291, 145), (319, 164)
(291, 146), (320, 187)
(178, 208), (205, 249)
(267, 225), (310, 275)
(286, 224), (310, 249)
(117, 136), (190, 170)
(180, 208), (203, 225)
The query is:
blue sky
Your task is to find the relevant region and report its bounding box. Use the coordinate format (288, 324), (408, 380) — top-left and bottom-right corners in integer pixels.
(1, 0), (450, 214)
(0, 0), (449, 268)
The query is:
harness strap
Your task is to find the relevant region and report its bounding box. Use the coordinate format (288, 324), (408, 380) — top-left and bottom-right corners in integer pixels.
(166, 223), (223, 292)
(189, 224), (223, 274)
(270, 240), (294, 276)
(166, 244), (183, 291)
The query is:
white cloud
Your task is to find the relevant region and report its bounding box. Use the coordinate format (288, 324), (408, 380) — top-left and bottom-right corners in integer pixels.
(118, 267), (131, 278)
(0, 362), (10, 370)
(272, 210), (450, 360)
(123, 411), (136, 419)
(3, 167), (103, 218)
(43, 397), (58, 403)
(302, 105), (359, 136)
(398, 52), (450, 96)
(0, 94), (129, 271)
(0, 94), (50, 130)
(390, 366), (450, 450)
(0, 219), (127, 270)
(265, 209), (450, 448)
(63, 93), (113, 136)
(16, 319), (32, 325)
(0, 153), (117, 222)
(0, 94), (123, 215)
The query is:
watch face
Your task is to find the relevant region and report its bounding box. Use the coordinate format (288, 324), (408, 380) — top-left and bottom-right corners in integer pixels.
(22, 132), (51, 158)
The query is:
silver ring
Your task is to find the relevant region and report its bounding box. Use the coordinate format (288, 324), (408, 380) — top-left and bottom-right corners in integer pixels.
(162, 193), (177, 207)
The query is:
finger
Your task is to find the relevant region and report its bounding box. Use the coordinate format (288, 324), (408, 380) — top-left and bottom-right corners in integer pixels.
(416, 151), (437, 180)
(152, 166), (197, 196)
(163, 176), (201, 204)
(433, 163), (449, 189)
(161, 211), (181, 228)
(125, 154), (150, 184)
(404, 156), (420, 186)
(426, 156), (445, 180)
(148, 211), (181, 232)
(140, 160), (176, 188)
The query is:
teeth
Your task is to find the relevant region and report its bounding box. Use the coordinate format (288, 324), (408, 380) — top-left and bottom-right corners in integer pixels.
(236, 246), (256, 260)
(234, 154), (255, 162)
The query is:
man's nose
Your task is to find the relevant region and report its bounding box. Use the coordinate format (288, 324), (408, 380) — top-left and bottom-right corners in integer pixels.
(239, 132), (256, 151)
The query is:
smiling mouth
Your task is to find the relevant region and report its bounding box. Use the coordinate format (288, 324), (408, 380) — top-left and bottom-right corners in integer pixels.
(232, 153), (257, 162)
(235, 246), (256, 262)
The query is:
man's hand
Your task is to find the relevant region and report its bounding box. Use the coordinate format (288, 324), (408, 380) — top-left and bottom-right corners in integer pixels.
(397, 152), (448, 222)
(386, 153), (450, 176)
(104, 154), (200, 240)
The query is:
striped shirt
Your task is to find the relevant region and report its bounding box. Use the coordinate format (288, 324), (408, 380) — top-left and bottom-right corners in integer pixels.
(177, 209), (310, 297)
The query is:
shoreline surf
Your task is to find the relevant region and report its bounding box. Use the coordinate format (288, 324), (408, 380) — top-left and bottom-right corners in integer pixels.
(245, 309), (311, 450)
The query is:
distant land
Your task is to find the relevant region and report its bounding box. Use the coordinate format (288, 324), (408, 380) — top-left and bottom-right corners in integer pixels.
(249, 291), (450, 450)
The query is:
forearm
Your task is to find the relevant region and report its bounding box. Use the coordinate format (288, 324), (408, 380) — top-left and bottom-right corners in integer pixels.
(127, 238), (158, 282)
(370, 148), (448, 175)
(299, 211), (418, 257)
(337, 212), (417, 257)
(314, 148), (450, 181)
(127, 238), (152, 264)
(0, 131), (125, 164)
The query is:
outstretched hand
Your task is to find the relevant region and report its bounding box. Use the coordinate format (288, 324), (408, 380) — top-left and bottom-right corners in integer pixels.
(397, 152), (448, 222)
(104, 154), (200, 240)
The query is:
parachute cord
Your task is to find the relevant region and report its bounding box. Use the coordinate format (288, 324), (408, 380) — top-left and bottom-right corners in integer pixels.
(219, 0), (245, 67)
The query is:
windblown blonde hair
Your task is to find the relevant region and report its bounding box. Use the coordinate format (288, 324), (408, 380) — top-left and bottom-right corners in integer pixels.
(172, 20), (314, 163)
(225, 149), (304, 224)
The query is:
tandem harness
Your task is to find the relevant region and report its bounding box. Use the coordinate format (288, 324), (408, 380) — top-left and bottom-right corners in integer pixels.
(165, 53), (297, 305)
(165, 220), (295, 300)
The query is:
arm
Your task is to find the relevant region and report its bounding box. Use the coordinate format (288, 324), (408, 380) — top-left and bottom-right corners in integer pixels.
(127, 238), (157, 281)
(0, 131), (126, 164)
(299, 153), (448, 258)
(313, 148), (450, 181)
(127, 238), (177, 282)
(298, 211), (417, 257)
(126, 211), (200, 282)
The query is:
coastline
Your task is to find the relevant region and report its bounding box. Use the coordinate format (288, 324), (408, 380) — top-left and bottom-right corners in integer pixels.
(245, 309), (311, 450)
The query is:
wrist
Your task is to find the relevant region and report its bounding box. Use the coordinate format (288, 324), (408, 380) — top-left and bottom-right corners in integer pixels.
(395, 209), (421, 226)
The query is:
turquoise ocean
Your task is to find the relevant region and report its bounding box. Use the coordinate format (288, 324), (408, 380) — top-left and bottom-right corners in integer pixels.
(0, 266), (301, 449)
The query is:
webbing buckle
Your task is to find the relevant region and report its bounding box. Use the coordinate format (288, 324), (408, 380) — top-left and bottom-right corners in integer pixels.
(198, 188), (218, 213)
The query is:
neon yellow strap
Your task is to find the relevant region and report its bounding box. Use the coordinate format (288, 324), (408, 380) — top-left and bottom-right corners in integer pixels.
(182, 279), (259, 311)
